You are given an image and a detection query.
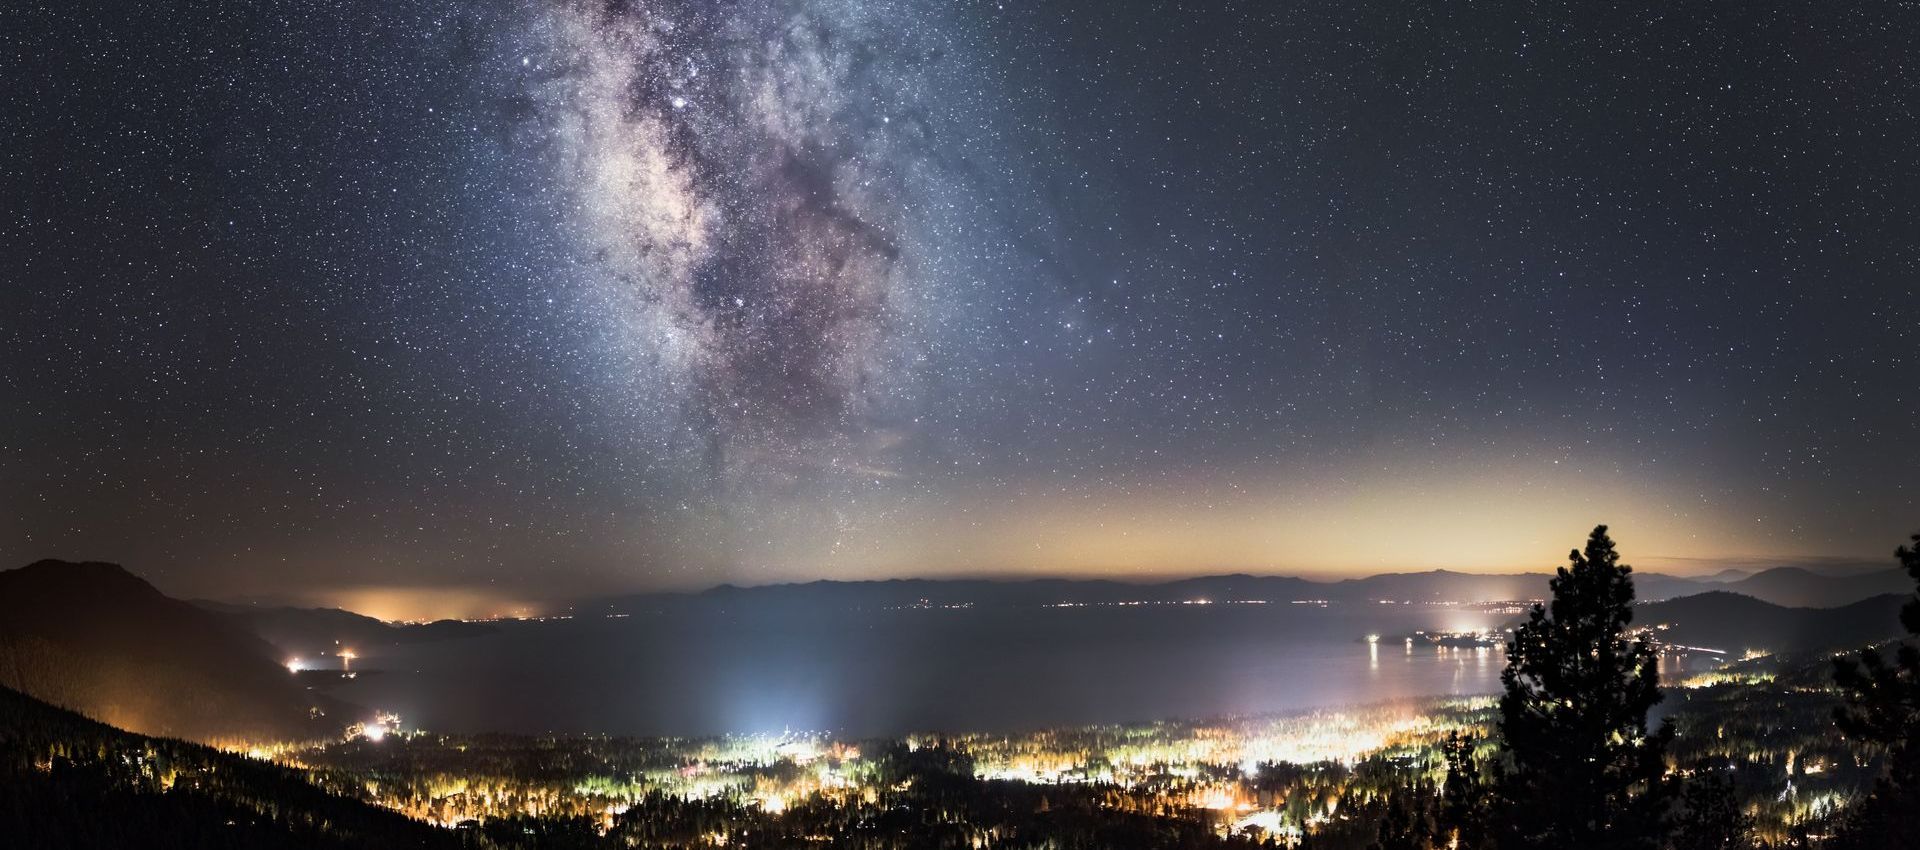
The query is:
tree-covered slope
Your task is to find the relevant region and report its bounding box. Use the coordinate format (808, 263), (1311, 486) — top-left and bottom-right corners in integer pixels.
(0, 560), (344, 743)
(0, 684), (469, 849)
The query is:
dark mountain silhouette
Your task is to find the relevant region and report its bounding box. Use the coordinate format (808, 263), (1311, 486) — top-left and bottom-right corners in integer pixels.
(1635, 591), (1908, 656)
(0, 684), (462, 849)
(1321, 566), (1900, 608)
(576, 564), (1905, 617)
(193, 601), (493, 662)
(594, 576), (1325, 615)
(1335, 569), (1554, 603)
(0, 560), (345, 744)
(1712, 566), (1915, 609)
(587, 572), (1567, 616)
(585, 571), (1697, 614)
(1697, 568), (1755, 583)
(1343, 569), (1715, 604)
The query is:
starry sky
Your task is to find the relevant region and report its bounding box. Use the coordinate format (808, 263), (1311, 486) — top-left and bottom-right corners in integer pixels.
(4, 0), (1918, 611)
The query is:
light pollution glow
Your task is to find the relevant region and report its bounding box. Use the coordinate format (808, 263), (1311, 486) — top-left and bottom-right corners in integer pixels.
(728, 456), (1819, 583)
(266, 453), (1859, 622)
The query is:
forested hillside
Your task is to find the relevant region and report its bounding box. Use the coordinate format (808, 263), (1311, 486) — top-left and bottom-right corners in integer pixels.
(0, 560), (344, 743)
(0, 684), (469, 849)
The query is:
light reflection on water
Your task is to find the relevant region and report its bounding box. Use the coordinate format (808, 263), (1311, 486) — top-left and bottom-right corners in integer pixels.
(333, 605), (1723, 737)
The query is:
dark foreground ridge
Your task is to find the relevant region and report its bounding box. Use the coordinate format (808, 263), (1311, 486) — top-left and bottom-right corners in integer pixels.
(0, 560), (344, 743)
(0, 683), (459, 849)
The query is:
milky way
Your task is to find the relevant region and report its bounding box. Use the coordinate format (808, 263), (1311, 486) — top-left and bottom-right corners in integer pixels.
(511, 0), (981, 493)
(8, 0), (1920, 599)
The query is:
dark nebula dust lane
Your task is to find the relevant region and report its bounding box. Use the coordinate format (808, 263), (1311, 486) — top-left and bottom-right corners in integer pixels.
(511, 0), (968, 482)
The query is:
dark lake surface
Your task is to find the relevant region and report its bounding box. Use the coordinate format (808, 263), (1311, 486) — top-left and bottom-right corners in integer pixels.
(333, 604), (1714, 737)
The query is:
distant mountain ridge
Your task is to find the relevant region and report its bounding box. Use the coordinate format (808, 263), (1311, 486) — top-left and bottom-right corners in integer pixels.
(580, 565), (1913, 615)
(1702, 566), (1915, 609)
(0, 560), (345, 743)
(1634, 591), (1907, 655)
(192, 600), (494, 663)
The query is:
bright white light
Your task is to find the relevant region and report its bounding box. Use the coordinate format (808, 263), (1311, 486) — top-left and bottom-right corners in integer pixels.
(286, 658), (303, 673)
(363, 724), (387, 742)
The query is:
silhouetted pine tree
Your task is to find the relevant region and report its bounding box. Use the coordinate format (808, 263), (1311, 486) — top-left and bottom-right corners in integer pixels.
(1494, 525), (1671, 850)
(1829, 531), (1920, 850)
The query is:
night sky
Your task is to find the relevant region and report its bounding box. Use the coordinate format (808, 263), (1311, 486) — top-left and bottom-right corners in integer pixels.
(4, 0), (1917, 613)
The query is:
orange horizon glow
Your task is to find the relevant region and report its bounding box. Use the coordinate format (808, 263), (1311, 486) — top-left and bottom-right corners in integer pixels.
(144, 453), (1903, 624)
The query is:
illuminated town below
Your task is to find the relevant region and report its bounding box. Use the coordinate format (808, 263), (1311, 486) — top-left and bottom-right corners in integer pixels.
(199, 657), (1863, 848)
